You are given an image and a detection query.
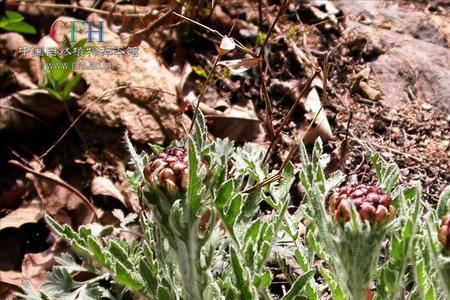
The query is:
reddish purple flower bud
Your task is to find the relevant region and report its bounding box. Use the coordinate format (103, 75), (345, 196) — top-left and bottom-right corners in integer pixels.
(439, 214), (450, 249)
(329, 184), (396, 225)
(144, 147), (210, 193)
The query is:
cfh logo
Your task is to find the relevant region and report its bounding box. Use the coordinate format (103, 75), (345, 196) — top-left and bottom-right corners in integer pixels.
(50, 20), (104, 43)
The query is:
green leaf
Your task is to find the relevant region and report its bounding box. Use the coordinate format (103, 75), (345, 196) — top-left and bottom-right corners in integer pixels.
(139, 260), (158, 291)
(157, 285), (173, 300)
(0, 122), (6, 130)
(87, 236), (106, 266)
(0, 21), (37, 34)
(216, 180), (234, 209)
(114, 261), (144, 292)
(187, 137), (203, 219)
(5, 11), (24, 22)
(282, 269), (315, 300)
(223, 194), (242, 229)
(149, 143), (165, 155)
(437, 185), (450, 218)
(193, 110), (207, 149)
(230, 249), (254, 300)
(62, 74), (81, 101)
(109, 240), (133, 270)
(192, 65), (208, 79)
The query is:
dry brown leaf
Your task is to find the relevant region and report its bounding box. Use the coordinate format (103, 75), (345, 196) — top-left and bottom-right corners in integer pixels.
(301, 87), (333, 145)
(22, 241), (57, 289)
(217, 58), (261, 74)
(0, 271), (22, 287)
(206, 105), (267, 143)
(0, 89), (67, 131)
(27, 171), (94, 226)
(0, 200), (42, 229)
(91, 176), (127, 208)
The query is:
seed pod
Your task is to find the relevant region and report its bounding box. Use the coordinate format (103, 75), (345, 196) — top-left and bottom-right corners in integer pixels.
(329, 184), (396, 225)
(438, 214), (450, 249)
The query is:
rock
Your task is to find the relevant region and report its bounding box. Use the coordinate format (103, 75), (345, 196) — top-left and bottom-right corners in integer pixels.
(421, 102), (433, 111)
(338, 1), (448, 47)
(358, 81), (381, 101)
(343, 21), (450, 112)
(49, 15), (188, 144)
(0, 33), (42, 85)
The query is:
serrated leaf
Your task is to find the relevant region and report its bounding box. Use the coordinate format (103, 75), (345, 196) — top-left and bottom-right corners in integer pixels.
(114, 261), (144, 292)
(87, 236), (106, 266)
(109, 240), (133, 270)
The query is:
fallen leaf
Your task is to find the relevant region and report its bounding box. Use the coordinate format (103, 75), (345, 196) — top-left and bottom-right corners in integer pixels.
(22, 240), (57, 289)
(206, 104), (267, 142)
(91, 176), (127, 209)
(0, 89), (68, 132)
(0, 200), (42, 229)
(218, 58), (261, 74)
(27, 170), (94, 227)
(0, 270), (22, 287)
(301, 87), (333, 145)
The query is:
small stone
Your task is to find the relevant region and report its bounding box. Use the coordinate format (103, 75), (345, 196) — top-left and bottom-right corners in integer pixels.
(421, 102), (433, 111)
(356, 67), (371, 81)
(358, 81), (381, 101)
(446, 114), (450, 124)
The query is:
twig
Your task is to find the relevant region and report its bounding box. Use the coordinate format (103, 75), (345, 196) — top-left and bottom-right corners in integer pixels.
(9, 159), (100, 219)
(172, 12), (257, 58)
(0, 104), (50, 127)
(245, 45), (338, 193)
(8, 0), (150, 17)
(127, 5), (178, 43)
(259, 64), (274, 139)
(40, 85), (176, 159)
(188, 54), (222, 133)
(258, 0), (292, 57)
(342, 134), (423, 163)
(263, 68), (321, 162)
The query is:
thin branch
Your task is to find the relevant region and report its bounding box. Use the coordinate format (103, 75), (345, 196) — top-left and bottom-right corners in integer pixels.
(259, 64), (274, 139)
(127, 5), (178, 43)
(188, 54), (222, 133)
(9, 159), (100, 219)
(8, 0), (150, 17)
(263, 68), (321, 162)
(172, 12), (257, 57)
(258, 0), (292, 57)
(40, 85), (176, 159)
(0, 104), (50, 127)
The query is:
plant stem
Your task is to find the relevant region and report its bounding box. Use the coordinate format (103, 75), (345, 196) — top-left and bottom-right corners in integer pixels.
(188, 54), (222, 133)
(174, 228), (202, 300)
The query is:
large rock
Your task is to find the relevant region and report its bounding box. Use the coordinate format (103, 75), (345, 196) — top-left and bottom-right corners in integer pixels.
(339, 2), (450, 112)
(46, 16), (187, 144)
(338, 1), (448, 47)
